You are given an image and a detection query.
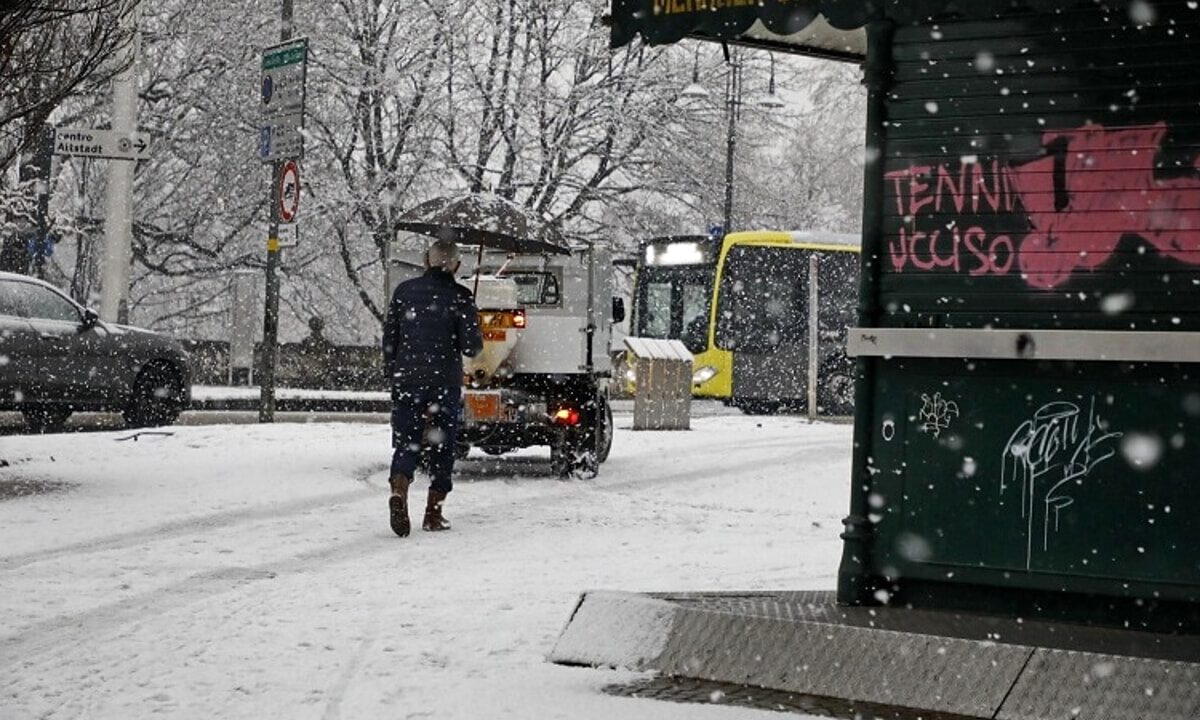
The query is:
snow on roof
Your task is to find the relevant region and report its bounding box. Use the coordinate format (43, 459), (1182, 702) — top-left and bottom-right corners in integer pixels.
(624, 337), (693, 362)
(787, 230), (862, 247)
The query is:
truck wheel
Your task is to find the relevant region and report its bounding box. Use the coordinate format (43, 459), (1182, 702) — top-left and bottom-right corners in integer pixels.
(596, 397), (614, 464)
(23, 407), (71, 434)
(551, 430), (598, 480)
(550, 436), (573, 478)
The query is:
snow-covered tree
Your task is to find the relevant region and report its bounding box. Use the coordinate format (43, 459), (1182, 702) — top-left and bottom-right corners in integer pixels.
(0, 0), (137, 273)
(295, 0), (704, 325)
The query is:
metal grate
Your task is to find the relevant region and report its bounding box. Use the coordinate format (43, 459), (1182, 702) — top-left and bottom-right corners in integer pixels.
(647, 590), (1200, 662)
(605, 676), (986, 720)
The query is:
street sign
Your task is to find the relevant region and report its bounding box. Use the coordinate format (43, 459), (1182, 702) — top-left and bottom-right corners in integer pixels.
(259, 38), (308, 162)
(53, 127), (149, 161)
(276, 222), (298, 248)
(278, 160), (300, 222)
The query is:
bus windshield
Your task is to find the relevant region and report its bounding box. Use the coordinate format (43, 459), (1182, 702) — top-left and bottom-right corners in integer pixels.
(634, 266), (715, 354)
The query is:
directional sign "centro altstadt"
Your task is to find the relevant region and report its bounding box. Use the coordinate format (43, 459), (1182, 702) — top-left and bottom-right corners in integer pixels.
(53, 127), (150, 161)
(259, 38), (308, 162)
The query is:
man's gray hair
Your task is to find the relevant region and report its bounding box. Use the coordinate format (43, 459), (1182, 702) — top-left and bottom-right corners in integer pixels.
(425, 239), (462, 272)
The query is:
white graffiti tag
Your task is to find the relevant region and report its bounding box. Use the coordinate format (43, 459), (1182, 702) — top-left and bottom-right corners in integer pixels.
(918, 392), (960, 438)
(1000, 399), (1122, 569)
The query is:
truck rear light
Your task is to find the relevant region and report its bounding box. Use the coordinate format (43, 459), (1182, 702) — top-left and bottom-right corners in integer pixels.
(552, 407), (581, 426)
(479, 310), (526, 330)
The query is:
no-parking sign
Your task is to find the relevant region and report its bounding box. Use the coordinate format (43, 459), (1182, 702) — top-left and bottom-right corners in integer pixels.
(278, 160), (300, 222)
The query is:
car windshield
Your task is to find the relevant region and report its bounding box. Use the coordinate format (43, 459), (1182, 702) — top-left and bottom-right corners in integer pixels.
(0, 280), (26, 317)
(10, 281), (80, 323)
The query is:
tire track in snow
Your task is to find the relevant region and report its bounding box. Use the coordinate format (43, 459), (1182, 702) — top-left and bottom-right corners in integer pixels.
(320, 632), (377, 720)
(0, 523), (391, 672)
(0, 562), (302, 720)
(590, 435), (849, 492)
(456, 433), (846, 490)
(0, 566), (278, 671)
(0, 463), (387, 572)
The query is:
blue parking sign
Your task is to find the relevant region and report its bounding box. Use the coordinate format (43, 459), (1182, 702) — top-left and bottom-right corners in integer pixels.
(258, 126), (272, 159)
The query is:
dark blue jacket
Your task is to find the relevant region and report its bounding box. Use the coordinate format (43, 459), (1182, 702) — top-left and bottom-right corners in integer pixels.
(382, 268), (483, 388)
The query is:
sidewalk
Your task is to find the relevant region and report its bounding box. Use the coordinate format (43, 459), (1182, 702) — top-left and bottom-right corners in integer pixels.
(190, 385), (391, 413)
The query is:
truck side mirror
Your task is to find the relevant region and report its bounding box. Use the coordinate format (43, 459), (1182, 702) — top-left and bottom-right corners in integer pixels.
(611, 297), (626, 323)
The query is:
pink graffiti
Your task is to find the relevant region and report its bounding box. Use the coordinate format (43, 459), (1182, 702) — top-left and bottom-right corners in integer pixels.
(885, 160), (1021, 277)
(1008, 122), (1200, 289)
(885, 160), (1020, 218)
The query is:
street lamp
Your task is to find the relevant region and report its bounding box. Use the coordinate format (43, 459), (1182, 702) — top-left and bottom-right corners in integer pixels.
(680, 46), (710, 101)
(680, 46), (786, 237)
(722, 56), (741, 235)
(759, 55), (786, 110)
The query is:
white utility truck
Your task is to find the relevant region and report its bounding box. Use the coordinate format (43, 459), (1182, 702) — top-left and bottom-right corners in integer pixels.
(387, 236), (621, 478)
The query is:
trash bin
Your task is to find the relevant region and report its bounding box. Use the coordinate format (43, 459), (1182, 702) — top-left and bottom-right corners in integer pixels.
(624, 337), (692, 430)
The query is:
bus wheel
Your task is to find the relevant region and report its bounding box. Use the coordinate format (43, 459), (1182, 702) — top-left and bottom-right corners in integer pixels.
(820, 372), (855, 416)
(734, 398), (780, 415)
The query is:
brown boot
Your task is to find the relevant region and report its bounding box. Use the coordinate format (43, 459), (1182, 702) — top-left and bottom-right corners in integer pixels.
(422, 490), (451, 532)
(389, 473), (412, 537)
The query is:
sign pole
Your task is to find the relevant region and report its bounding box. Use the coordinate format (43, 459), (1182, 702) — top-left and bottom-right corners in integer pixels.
(260, 165), (283, 422)
(28, 124), (54, 279)
(259, 0), (295, 423)
(807, 254), (819, 423)
(100, 2), (140, 323)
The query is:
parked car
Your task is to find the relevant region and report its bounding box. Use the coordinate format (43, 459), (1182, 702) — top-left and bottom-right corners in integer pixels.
(0, 272), (191, 432)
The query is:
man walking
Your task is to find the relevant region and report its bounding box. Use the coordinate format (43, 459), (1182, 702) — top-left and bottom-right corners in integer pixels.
(382, 239), (483, 537)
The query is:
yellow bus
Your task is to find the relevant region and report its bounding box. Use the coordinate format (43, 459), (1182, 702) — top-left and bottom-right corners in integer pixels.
(630, 230), (861, 414)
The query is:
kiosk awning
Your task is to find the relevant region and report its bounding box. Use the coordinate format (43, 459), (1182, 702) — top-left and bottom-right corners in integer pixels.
(608, 0), (1105, 61)
(609, 0), (868, 60)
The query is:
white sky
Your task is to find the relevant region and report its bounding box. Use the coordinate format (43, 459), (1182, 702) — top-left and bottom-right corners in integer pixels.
(0, 407), (851, 719)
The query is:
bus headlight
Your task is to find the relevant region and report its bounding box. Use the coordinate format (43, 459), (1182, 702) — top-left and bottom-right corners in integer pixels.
(692, 365), (718, 386)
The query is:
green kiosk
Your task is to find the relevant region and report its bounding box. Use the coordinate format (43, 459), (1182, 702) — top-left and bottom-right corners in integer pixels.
(553, 3), (1200, 718)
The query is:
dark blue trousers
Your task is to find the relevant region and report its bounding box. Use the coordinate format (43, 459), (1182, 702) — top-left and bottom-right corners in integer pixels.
(391, 385), (461, 493)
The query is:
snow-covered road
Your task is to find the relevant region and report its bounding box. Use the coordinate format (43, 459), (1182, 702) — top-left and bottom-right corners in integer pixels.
(0, 411), (852, 719)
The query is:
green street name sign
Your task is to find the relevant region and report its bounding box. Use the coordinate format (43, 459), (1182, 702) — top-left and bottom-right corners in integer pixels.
(262, 44), (306, 70)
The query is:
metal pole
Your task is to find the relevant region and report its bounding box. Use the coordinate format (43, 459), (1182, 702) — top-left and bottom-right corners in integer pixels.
(722, 57), (739, 235)
(807, 255), (819, 423)
(100, 3), (141, 323)
(258, 0), (294, 423)
(837, 18), (895, 606)
(31, 124), (54, 279)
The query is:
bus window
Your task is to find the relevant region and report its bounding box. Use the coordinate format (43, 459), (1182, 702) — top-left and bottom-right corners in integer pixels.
(817, 252), (858, 337)
(634, 268), (715, 354)
(641, 282), (673, 338)
(681, 284), (710, 351)
(716, 246), (808, 354)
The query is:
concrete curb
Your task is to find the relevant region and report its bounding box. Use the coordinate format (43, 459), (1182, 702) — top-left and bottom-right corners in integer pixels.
(549, 590), (1200, 719)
